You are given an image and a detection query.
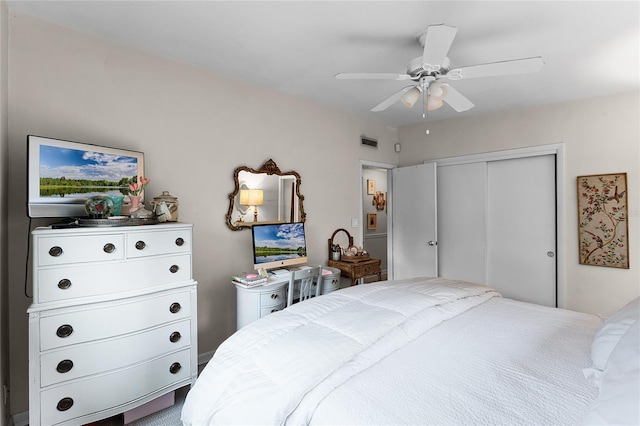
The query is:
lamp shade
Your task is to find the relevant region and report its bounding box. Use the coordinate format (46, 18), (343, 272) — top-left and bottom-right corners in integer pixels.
(426, 82), (449, 111)
(401, 87), (421, 108)
(239, 189), (264, 206)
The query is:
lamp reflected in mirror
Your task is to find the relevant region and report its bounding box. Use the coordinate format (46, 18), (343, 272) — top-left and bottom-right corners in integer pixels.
(240, 189), (264, 222)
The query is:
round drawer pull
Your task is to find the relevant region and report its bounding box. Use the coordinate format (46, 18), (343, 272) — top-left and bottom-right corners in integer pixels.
(169, 265), (179, 274)
(57, 397), (74, 411)
(169, 362), (182, 374)
(135, 240), (146, 250)
(56, 359), (74, 374)
(49, 246), (63, 257)
(103, 243), (116, 254)
(175, 237), (185, 246)
(56, 324), (73, 338)
(57, 279), (72, 290)
(169, 302), (181, 314)
(271, 293), (279, 299)
(169, 331), (181, 343)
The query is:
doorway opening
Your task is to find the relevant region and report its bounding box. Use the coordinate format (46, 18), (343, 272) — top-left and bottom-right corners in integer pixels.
(360, 161), (394, 281)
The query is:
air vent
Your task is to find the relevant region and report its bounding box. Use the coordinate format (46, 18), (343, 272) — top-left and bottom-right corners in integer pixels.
(361, 137), (378, 148)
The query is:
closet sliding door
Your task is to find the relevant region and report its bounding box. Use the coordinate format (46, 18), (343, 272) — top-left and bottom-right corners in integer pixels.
(486, 155), (556, 307)
(437, 162), (487, 284)
(436, 154), (557, 307)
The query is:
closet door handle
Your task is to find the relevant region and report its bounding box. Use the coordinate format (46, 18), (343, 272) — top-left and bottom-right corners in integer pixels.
(427, 241), (437, 246)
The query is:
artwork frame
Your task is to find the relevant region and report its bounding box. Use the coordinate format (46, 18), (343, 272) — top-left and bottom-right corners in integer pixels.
(577, 172), (629, 269)
(367, 213), (377, 230)
(367, 179), (375, 195)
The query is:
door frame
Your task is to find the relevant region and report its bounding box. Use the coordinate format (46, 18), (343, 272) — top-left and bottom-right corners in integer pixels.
(426, 143), (566, 308)
(360, 160), (396, 279)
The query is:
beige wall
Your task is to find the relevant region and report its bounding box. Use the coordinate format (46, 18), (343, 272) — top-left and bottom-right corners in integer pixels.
(5, 12), (399, 414)
(1, 0), (8, 424)
(4, 6), (639, 420)
(398, 92), (640, 316)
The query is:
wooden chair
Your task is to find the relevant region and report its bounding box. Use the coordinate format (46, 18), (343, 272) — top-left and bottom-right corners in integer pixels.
(287, 266), (323, 307)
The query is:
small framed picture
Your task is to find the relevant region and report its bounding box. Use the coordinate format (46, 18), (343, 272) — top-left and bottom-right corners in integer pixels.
(367, 213), (377, 230)
(367, 179), (376, 195)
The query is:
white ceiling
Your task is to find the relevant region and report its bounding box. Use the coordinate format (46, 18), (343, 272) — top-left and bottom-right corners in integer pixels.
(7, 1), (640, 127)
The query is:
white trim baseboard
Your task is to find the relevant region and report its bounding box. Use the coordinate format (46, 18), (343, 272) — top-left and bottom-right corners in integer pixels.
(9, 410), (28, 426)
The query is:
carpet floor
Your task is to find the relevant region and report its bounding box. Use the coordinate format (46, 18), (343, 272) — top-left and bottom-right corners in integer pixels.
(89, 386), (188, 426)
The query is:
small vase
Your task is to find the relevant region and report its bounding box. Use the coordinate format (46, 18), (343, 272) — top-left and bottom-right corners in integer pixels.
(129, 195), (142, 213)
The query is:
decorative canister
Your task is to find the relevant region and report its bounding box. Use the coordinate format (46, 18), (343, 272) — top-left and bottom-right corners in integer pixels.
(152, 191), (179, 222)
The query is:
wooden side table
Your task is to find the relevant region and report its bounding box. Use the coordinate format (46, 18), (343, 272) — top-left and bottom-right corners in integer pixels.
(328, 258), (382, 286)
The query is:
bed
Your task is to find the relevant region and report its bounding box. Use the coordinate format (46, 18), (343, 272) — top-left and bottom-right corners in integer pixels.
(181, 277), (639, 425)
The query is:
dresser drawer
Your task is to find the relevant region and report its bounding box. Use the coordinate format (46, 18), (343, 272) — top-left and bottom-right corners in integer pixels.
(36, 254), (192, 304)
(40, 320), (191, 387)
(260, 301), (285, 317)
(260, 286), (286, 307)
(126, 228), (192, 258)
(353, 261), (381, 277)
(39, 290), (192, 351)
(322, 277), (340, 294)
(37, 234), (125, 266)
(39, 348), (191, 425)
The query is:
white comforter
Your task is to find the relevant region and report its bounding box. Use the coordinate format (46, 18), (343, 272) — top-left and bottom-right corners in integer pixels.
(181, 277), (500, 425)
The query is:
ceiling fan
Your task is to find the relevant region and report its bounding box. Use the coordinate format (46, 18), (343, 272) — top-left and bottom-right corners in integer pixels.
(335, 24), (544, 115)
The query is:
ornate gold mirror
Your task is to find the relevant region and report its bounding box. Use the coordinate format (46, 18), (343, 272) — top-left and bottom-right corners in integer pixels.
(226, 159), (306, 231)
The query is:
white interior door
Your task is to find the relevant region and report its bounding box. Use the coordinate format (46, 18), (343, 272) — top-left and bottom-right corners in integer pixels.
(391, 163), (437, 280)
(487, 155), (556, 307)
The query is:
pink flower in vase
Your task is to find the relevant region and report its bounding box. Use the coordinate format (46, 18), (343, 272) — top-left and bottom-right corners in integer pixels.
(128, 176), (150, 196)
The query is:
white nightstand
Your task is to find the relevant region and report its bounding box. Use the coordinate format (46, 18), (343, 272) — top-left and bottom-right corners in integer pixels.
(234, 278), (288, 329)
(234, 267), (342, 329)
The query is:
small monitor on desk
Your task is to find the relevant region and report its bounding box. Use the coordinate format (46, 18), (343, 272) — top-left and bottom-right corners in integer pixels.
(251, 222), (308, 271)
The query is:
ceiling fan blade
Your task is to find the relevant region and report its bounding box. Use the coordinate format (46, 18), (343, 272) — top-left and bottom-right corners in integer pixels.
(422, 24), (458, 71)
(334, 73), (413, 81)
(443, 85), (474, 112)
(371, 86), (415, 112)
(451, 56), (544, 79)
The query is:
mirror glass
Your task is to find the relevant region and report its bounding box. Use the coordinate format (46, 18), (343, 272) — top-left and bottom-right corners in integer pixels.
(226, 159), (306, 231)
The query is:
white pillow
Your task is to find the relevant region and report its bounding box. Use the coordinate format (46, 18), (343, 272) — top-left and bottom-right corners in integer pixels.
(590, 297), (640, 371)
(582, 319), (640, 425)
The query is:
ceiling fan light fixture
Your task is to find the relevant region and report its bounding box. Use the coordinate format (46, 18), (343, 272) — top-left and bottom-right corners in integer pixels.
(426, 95), (444, 111)
(428, 81), (449, 99)
(401, 87), (421, 108)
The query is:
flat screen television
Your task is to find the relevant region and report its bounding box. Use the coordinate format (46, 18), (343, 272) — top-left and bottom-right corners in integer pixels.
(27, 135), (145, 218)
(251, 222), (308, 271)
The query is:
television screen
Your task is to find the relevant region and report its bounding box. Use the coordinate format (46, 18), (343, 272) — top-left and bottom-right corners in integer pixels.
(27, 135), (145, 218)
(251, 222), (308, 271)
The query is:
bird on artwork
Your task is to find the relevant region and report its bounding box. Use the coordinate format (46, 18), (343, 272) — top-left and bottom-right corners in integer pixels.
(607, 186), (626, 203)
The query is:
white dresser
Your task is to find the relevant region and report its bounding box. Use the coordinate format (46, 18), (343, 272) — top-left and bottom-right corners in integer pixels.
(28, 223), (198, 426)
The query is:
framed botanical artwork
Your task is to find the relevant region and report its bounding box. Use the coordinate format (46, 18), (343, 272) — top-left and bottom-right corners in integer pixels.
(367, 179), (375, 195)
(367, 213), (377, 230)
(577, 173), (629, 269)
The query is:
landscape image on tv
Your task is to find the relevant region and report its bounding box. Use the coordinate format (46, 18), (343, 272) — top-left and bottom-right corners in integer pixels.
(39, 144), (139, 198)
(253, 223), (307, 264)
